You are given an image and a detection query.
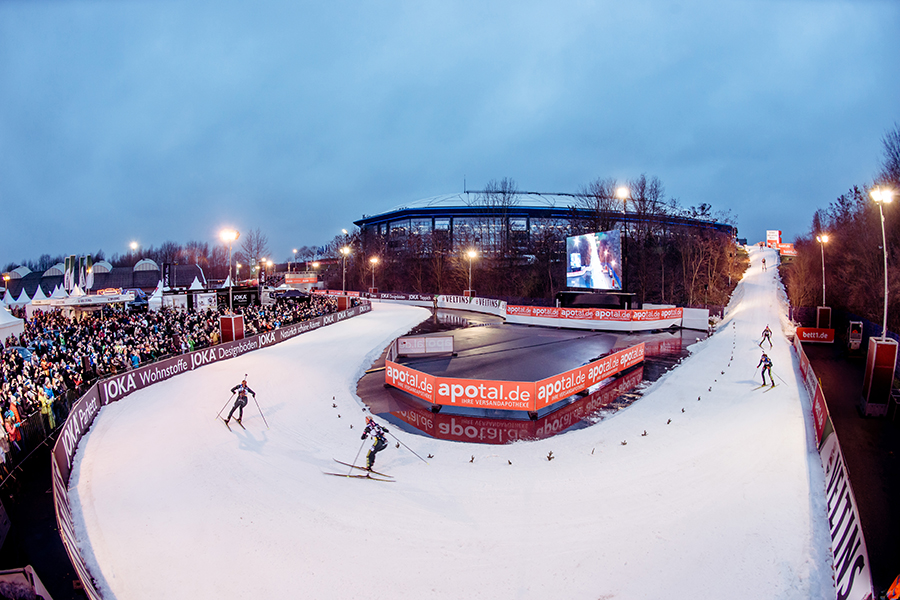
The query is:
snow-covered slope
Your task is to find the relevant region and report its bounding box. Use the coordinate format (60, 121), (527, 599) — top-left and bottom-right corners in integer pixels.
(70, 246), (834, 599)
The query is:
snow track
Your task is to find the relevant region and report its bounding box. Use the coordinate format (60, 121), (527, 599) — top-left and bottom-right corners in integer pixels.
(70, 246), (834, 599)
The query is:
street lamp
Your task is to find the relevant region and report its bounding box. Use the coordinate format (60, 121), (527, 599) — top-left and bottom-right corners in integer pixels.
(466, 249), (478, 294)
(291, 249), (297, 273)
(236, 263), (242, 282)
(871, 187), (895, 340)
(369, 256), (379, 291)
(220, 229), (240, 313)
(816, 234), (829, 307)
(340, 246), (351, 293)
(616, 186), (630, 298)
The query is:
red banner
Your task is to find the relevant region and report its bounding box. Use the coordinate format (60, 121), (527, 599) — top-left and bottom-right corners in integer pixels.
(535, 343), (645, 408)
(434, 377), (535, 411)
(796, 328), (834, 343)
(384, 361), (435, 403)
(506, 305), (681, 323)
(385, 342), (645, 412)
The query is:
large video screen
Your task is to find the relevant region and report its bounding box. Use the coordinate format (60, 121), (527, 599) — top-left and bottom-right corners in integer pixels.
(566, 230), (623, 290)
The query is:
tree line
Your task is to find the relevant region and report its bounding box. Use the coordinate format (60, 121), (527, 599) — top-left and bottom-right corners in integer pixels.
(782, 124), (900, 332)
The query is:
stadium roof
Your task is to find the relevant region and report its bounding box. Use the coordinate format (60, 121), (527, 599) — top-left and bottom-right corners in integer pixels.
(377, 192), (580, 215)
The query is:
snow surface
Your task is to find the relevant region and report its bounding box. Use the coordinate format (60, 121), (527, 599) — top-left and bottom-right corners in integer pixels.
(70, 246), (835, 599)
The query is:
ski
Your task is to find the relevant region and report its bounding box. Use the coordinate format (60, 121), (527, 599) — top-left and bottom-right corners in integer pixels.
(323, 472), (394, 482)
(751, 384), (768, 391)
(233, 419), (246, 430)
(333, 459), (393, 479)
(221, 417), (232, 431)
(763, 384), (778, 392)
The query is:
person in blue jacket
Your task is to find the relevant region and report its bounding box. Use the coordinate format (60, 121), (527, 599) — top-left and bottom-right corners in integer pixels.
(757, 352), (774, 387)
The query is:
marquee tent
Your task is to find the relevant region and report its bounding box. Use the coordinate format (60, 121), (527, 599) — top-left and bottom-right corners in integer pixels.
(0, 306), (24, 342)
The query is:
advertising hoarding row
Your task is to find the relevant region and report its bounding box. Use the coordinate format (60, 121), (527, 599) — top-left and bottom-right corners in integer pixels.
(391, 367), (645, 444)
(385, 342), (645, 412)
(793, 335), (873, 600)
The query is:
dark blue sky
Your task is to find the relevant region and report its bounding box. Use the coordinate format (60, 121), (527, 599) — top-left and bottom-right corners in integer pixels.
(1, 1), (898, 265)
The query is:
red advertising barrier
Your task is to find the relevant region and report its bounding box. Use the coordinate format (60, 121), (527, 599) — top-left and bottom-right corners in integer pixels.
(384, 361), (436, 403)
(535, 343), (645, 409)
(434, 377), (535, 411)
(391, 367), (645, 444)
(796, 327), (835, 344)
(385, 342), (645, 412)
(506, 305), (682, 323)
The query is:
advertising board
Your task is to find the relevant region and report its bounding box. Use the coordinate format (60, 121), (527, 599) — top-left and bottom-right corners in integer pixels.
(796, 328), (835, 343)
(566, 229), (623, 290)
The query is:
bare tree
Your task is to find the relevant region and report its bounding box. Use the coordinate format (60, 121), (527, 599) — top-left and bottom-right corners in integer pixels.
(878, 123), (900, 188)
(575, 177), (621, 233)
(240, 228), (271, 271)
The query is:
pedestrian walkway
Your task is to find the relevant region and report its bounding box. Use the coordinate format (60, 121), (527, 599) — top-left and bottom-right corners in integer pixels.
(805, 341), (900, 593)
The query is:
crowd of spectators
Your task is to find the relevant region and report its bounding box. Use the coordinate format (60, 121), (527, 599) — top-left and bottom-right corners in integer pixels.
(0, 293), (344, 473)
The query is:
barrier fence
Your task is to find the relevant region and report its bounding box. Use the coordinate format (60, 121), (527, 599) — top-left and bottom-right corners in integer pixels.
(385, 342), (645, 413)
(51, 302), (372, 599)
(792, 335), (873, 600)
(318, 289), (709, 332)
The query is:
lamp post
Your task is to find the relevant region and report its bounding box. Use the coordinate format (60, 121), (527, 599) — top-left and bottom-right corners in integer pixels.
(466, 249), (477, 294)
(291, 249), (297, 273)
(616, 186), (630, 299)
(369, 256), (379, 291)
(236, 263), (242, 283)
(816, 234), (829, 306)
(340, 246), (351, 293)
(871, 187), (895, 340)
(860, 186), (897, 415)
(220, 229), (240, 312)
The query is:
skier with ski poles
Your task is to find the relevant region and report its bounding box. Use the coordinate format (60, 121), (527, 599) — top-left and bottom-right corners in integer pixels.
(757, 352), (774, 387)
(225, 378), (255, 425)
(760, 325), (773, 348)
(360, 416), (389, 471)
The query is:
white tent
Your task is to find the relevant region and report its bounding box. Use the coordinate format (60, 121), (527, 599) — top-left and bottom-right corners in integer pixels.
(189, 277), (204, 290)
(32, 286), (48, 301)
(70, 285), (85, 297)
(0, 306), (24, 343)
(1, 289), (12, 305)
(220, 275), (232, 288)
(149, 281), (163, 312)
(50, 285), (69, 299)
(12, 289), (31, 305)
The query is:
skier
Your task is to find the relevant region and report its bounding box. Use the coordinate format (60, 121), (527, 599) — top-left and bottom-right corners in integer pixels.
(360, 416), (389, 471)
(225, 378), (255, 425)
(757, 352), (774, 387)
(762, 257), (767, 271)
(760, 325), (773, 348)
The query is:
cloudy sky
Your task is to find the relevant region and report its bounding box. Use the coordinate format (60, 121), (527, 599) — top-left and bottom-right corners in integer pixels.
(1, 0), (898, 266)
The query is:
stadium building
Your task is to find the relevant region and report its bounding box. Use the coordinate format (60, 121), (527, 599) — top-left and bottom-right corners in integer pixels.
(354, 191), (737, 256)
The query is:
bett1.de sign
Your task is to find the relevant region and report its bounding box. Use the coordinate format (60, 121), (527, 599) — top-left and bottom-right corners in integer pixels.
(796, 328), (835, 344)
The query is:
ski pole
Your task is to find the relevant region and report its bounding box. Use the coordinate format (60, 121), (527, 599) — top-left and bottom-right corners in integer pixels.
(216, 393), (236, 420)
(772, 370), (788, 385)
(252, 395), (269, 429)
(387, 431), (428, 464)
(349, 438), (367, 476)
